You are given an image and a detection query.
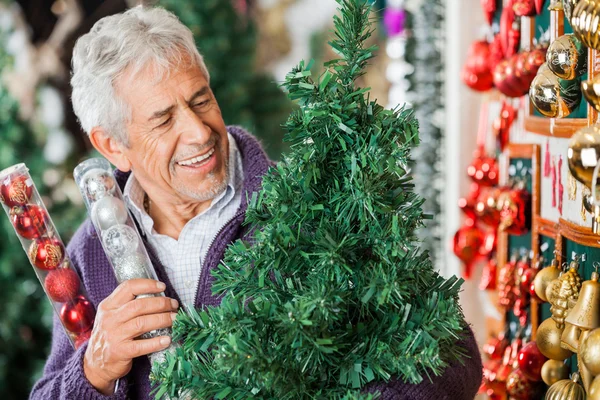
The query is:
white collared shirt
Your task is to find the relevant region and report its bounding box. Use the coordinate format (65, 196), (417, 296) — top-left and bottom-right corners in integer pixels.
(123, 133), (244, 306)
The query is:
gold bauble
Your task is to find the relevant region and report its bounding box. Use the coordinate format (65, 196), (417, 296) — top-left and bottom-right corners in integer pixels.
(589, 375), (600, 400)
(582, 76), (600, 113)
(572, 0), (600, 50)
(580, 327), (600, 375)
(568, 125), (600, 190)
(546, 373), (586, 400)
(529, 63), (582, 118)
(564, 0), (582, 21)
(550, 265), (583, 329)
(537, 318), (574, 360)
(547, 34), (587, 80)
(541, 359), (570, 386)
(534, 259), (562, 302)
(547, 277), (563, 304)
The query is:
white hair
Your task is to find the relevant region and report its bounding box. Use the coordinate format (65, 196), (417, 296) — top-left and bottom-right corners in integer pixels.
(70, 6), (210, 145)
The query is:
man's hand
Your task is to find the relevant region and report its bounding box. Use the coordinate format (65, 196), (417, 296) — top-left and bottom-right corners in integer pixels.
(83, 279), (177, 395)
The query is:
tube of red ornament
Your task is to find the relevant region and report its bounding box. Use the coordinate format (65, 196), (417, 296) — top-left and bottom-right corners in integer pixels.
(0, 163), (96, 349)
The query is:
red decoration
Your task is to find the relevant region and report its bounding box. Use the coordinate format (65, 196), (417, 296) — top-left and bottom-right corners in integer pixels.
(467, 149), (499, 187)
(482, 358), (507, 396)
(513, 0), (537, 16)
(493, 101), (517, 152)
(551, 156), (557, 208)
(517, 341), (548, 381)
(498, 185), (531, 235)
(453, 223), (486, 278)
(462, 40), (494, 92)
(544, 140), (551, 177)
(489, 35), (505, 73)
(60, 295), (95, 334)
(524, 46), (547, 76)
(476, 188), (502, 227)
(458, 183), (480, 221)
(74, 330), (92, 350)
(480, 229), (498, 257)
(558, 155), (564, 215)
(45, 267), (80, 302)
(494, 59), (525, 97)
(535, 0), (547, 14)
(0, 175), (33, 208)
(500, 1), (520, 58)
(10, 205), (48, 240)
(498, 255), (518, 309)
(506, 368), (540, 399)
(481, 0), (497, 25)
(480, 258), (498, 290)
(29, 237), (65, 270)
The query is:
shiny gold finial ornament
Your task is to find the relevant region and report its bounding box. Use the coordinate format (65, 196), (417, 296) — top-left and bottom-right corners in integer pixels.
(571, 0), (600, 51)
(550, 262), (583, 329)
(561, 271), (600, 352)
(534, 258), (562, 302)
(537, 318), (574, 360)
(568, 125), (600, 233)
(582, 76), (600, 113)
(546, 373), (586, 400)
(580, 327), (600, 376)
(563, 0), (581, 21)
(546, 34), (587, 80)
(530, 63), (582, 118)
(541, 359), (570, 386)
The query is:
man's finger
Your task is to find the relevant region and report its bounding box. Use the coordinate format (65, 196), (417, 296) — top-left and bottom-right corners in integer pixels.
(124, 336), (172, 359)
(124, 312), (176, 339)
(104, 279), (166, 309)
(116, 296), (178, 323)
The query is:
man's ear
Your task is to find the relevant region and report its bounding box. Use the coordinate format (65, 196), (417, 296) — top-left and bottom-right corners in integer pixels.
(89, 127), (132, 172)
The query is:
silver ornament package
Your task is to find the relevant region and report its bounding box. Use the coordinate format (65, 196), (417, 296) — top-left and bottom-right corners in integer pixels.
(0, 163), (96, 349)
(73, 158), (170, 340)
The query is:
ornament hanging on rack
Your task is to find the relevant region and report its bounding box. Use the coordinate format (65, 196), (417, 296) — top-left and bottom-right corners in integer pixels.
(462, 40), (494, 92)
(480, 257), (498, 290)
(571, 1), (600, 51)
(500, 0), (521, 58)
(499, 253), (518, 310)
(558, 155), (565, 215)
(498, 181), (532, 235)
(493, 101), (517, 151)
(533, 256), (562, 302)
(552, 156), (558, 208)
(546, 34), (588, 80)
(481, 0), (497, 26)
(568, 171), (578, 201)
(549, 259), (583, 330)
(561, 267), (600, 352)
(545, 373), (586, 399)
(545, 140), (551, 178)
(537, 317), (574, 360)
(541, 359), (570, 386)
(513, 0), (538, 16)
(529, 64), (582, 118)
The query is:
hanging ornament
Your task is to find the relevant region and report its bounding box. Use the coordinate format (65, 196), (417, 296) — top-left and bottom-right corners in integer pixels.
(545, 373), (586, 400)
(517, 341), (548, 381)
(458, 183), (481, 221)
(561, 270), (600, 352)
(546, 34), (588, 80)
(483, 331), (510, 360)
(480, 258), (498, 291)
(571, 0), (600, 51)
(529, 63), (582, 118)
(536, 0), (548, 14)
(545, 140), (552, 178)
(499, 254), (518, 309)
(580, 327), (600, 376)
(568, 171), (578, 201)
(481, 358), (506, 396)
(582, 185), (591, 221)
(493, 101), (517, 151)
(500, 2), (521, 58)
(590, 375), (600, 400)
(537, 318), (574, 360)
(467, 148), (499, 187)
(0, 175), (32, 207)
(462, 40), (494, 92)
(480, 229), (497, 258)
(582, 75), (600, 113)
(552, 156), (558, 208)
(550, 260), (583, 329)
(481, 0), (497, 25)
(558, 155), (565, 215)
(60, 295), (95, 334)
(476, 187), (502, 227)
(28, 237), (65, 270)
(81, 168), (116, 203)
(541, 359), (570, 386)
(514, 0), (538, 16)
(45, 266), (81, 303)
(514, 256), (532, 323)
(494, 58), (528, 97)
(534, 258), (562, 302)
(506, 368), (542, 398)
(498, 182), (532, 235)
(524, 46), (548, 76)
(10, 204), (49, 240)
(489, 35), (505, 73)
(563, 0), (580, 21)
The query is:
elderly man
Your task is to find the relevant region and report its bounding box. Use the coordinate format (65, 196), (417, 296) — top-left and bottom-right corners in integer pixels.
(30, 6), (482, 400)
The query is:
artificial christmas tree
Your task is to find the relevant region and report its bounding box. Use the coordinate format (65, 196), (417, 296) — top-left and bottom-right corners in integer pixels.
(151, 1), (469, 398)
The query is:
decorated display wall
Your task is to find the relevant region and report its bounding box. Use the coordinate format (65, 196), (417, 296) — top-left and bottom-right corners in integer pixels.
(456, 0), (600, 398)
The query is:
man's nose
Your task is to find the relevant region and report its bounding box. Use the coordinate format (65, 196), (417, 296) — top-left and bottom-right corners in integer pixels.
(178, 106), (211, 143)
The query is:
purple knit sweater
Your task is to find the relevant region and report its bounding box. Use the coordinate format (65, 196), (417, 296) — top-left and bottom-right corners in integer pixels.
(30, 126), (482, 400)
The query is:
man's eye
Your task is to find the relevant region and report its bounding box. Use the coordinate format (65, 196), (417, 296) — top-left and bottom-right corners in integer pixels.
(193, 100), (209, 108)
(158, 117), (172, 128)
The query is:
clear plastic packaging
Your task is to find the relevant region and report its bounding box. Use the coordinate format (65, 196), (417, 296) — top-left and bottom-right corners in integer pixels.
(73, 158), (170, 339)
(0, 163), (95, 349)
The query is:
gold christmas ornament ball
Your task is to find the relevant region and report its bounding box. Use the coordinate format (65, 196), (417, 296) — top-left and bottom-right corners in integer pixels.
(546, 278), (562, 305)
(537, 318), (574, 361)
(546, 34), (587, 80)
(589, 375), (600, 400)
(572, 0), (600, 51)
(568, 125), (600, 190)
(582, 76), (600, 113)
(546, 373), (586, 400)
(534, 262), (562, 302)
(580, 328), (600, 376)
(529, 63), (582, 118)
(541, 359), (570, 386)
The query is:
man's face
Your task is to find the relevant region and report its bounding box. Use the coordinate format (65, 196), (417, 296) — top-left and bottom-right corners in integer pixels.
(115, 60), (229, 204)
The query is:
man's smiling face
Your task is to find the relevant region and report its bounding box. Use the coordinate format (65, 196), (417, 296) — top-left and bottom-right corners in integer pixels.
(115, 58), (229, 205)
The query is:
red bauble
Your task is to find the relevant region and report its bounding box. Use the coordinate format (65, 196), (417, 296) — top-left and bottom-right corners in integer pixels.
(482, 358), (507, 395)
(498, 187), (531, 235)
(10, 205), (48, 240)
(0, 175), (32, 207)
(493, 101), (517, 152)
(480, 229), (497, 258)
(453, 223), (485, 278)
(535, 0), (547, 14)
(45, 267), (80, 302)
(500, 2), (520, 57)
(480, 258), (498, 290)
(467, 150), (499, 187)
(458, 183), (480, 220)
(476, 188), (502, 227)
(517, 341), (547, 381)
(513, 0), (537, 16)
(74, 330), (92, 350)
(60, 295), (95, 334)
(506, 368), (540, 399)
(529, 281), (543, 302)
(489, 35), (505, 73)
(520, 267), (537, 293)
(498, 256), (518, 309)
(29, 237), (65, 270)
(462, 40), (494, 92)
(484, 332), (509, 360)
(481, 0), (497, 25)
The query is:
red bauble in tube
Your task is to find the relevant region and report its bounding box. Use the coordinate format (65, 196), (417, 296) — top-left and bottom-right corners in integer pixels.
(517, 341), (547, 381)
(10, 204), (48, 240)
(29, 237), (65, 270)
(0, 175), (32, 207)
(75, 330), (92, 350)
(45, 267), (80, 302)
(453, 223), (485, 278)
(60, 295), (95, 334)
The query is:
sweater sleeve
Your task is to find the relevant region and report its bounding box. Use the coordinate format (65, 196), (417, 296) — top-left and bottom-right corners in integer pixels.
(364, 325), (483, 400)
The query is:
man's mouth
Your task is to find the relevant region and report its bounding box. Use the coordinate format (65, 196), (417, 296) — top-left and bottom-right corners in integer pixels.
(177, 147), (216, 167)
